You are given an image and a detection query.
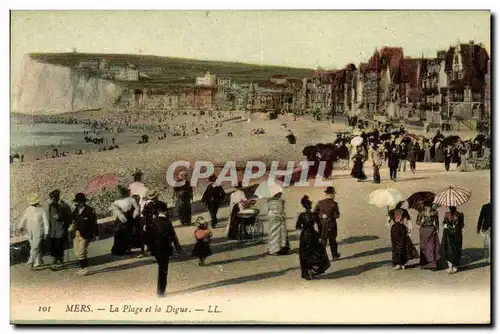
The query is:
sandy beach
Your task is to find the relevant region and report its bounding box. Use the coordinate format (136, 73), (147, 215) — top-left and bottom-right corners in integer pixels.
(9, 112), (482, 232)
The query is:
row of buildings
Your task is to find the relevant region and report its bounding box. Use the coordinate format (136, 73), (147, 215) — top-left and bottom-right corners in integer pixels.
(78, 41), (490, 129)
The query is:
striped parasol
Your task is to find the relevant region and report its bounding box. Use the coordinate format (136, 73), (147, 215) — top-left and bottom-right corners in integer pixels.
(433, 186), (471, 207)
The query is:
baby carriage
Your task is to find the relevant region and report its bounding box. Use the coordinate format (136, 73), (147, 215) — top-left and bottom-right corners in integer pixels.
(237, 208), (264, 244)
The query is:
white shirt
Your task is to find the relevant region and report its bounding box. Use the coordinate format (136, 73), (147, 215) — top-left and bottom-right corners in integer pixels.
(230, 190), (247, 210)
(111, 197), (140, 223)
(129, 181), (149, 213)
(18, 205), (49, 236)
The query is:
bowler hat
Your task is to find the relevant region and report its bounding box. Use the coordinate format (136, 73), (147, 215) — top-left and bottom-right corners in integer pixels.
(324, 186), (337, 195)
(49, 189), (61, 199)
(132, 169), (143, 176)
(73, 193), (87, 204)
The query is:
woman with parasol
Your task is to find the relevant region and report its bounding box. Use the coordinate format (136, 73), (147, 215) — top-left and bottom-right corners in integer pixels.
(387, 201), (418, 270)
(411, 193), (441, 269)
(434, 186), (471, 274)
(441, 206), (465, 274)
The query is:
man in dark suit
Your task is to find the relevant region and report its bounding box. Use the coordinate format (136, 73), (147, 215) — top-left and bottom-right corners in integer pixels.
(201, 175), (226, 228)
(314, 186), (341, 261)
(70, 193), (98, 276)
(477, 200), (492, 264)
(149, 202), (183, 297)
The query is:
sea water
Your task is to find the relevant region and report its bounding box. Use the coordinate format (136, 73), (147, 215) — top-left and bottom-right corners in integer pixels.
(10, 121), (88, 148)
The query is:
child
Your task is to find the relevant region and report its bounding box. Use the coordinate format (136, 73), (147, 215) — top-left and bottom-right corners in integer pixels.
(192, 217), (213, 266)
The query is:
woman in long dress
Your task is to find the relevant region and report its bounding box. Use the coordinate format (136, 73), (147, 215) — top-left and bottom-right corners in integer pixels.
(111, 186), (140, 255)
(387, 202), (418, 270)
(441, 206), (464, 274)
(173, 172), (193, 226)
(350, 146), (367, 181)
(296, 195), (330, 280)
(267, 192), (290, 255)
(226, 182), (247, 240)
(371, 145), (382, 184)
(416, 204), (441, 269)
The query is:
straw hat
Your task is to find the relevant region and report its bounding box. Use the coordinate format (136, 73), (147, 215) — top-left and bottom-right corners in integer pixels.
(196, 217), (208, 226)
(147, 189), (159, 200)
(28, 193), (41, 206)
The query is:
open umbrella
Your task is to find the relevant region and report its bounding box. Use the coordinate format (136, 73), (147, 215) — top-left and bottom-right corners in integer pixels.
(369, 188), (404, 210)
(350, 136), (363, 146)
(433, 186), (471, 207)
(405, 191), (435, 212)
(85, 174), (119, 195)
(254, 180), (284, 199)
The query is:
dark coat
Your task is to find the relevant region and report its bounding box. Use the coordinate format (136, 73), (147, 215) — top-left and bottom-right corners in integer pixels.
(142, 200), (167, 224)
(148, 215), (182, 257)
(314, 198), (340, 238)
(201, 183), (226, 210)
(72, 205), (98, 240)
(477, 203), (492, 233)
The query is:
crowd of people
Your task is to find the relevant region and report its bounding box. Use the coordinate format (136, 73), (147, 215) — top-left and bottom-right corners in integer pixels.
(14, 160), (491, 298)
(303, 124), (491, 182)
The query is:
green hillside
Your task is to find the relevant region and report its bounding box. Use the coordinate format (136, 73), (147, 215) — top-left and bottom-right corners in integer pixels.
(29, 52), (314, 84)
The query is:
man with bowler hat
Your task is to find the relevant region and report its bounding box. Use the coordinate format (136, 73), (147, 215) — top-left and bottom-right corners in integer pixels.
(314, 186), (341, 261)
(69, 193), (98, 276)
(201, 175), (226, 228)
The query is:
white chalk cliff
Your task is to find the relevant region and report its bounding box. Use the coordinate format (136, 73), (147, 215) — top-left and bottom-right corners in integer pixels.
(12, 56), (122, 114)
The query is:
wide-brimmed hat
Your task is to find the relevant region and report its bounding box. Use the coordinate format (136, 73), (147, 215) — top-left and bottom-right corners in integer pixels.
(28, 193), (41, 206)
(196, 217), (208, 226)
(324, 186), (337, 195)
(73, 192), (87, 204)
(147, 189), (158, 200)
(49, 189), (61, 200)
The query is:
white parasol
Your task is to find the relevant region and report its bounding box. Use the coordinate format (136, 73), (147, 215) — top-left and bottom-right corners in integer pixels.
(350, 136), (363, 146)
(254, 180), (284, 199)
(368, 188), (404, 209)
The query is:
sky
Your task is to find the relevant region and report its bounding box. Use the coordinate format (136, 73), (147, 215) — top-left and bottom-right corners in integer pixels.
(10, 10), (490, 80)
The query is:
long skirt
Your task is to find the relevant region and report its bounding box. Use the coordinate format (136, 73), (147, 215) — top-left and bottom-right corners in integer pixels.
(441, 228), (463, 266)
(267, 216), (290, 255)
(351, 159), (367, 180)
(176, 197), (192, 226)
(419, 226), (441, 268)
(111, 220), (134, 255)
(226, 204), (240, 240)
(191, 239), (212, 259)
(299, 230), (330, 278)
(391, 223), (418, 266)
(373, 165), (381, 183)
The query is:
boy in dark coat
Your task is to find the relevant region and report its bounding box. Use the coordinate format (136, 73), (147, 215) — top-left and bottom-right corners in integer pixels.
(149, 203), (183, 297)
